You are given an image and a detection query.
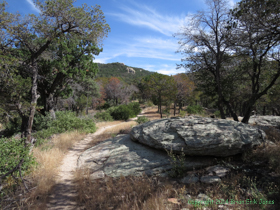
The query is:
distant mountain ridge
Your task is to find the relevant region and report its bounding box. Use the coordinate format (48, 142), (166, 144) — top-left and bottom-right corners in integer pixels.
(96, 62), (153, 84)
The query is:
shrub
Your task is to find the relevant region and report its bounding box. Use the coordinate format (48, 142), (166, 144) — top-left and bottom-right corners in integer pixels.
(33, 112), (53, 131)
(94, 112), (113, 122)
(179, 110), (186, 117)
(2, 117), (21, 137)
(50, 111), (95, 133)
(107, 106), (118, 115)
(111, 105), (131, 121)
(136, 116), (150, 124)
(186, 105), (204, 115)
(0, 137), (35, 182)
(127, 102), (141, 117)
(34, 111), (96, 146)
(214, 110), (221, 118)
(102, 102), (111, 110)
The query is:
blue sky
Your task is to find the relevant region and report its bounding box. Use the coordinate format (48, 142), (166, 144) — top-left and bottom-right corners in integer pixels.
(4, 0), (239, 75)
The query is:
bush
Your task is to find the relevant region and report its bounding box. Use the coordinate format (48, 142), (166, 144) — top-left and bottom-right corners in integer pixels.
(111, 105), (131, 121)
(179, 110), (186, 117)
(136, 116), (150, 124)
(94, 112), (113, 122)
(127, 102), (141, 117)
(51, 111), (96, 133)
(214, 110), (221, 118)
(34, 111), (96, 146)
(186, 105), (204, 115)
(107, 106), (118, 115)
(2, 117), (21, 137)
(33, 112), (53, 131)
(0, 137), (35, 181)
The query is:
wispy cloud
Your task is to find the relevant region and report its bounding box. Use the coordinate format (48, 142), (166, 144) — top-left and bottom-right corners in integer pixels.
(109, 3), (187, 36)
(141, 64), (185, 75)
(26, 0), (41, 13)
(94, 36), (181, 64)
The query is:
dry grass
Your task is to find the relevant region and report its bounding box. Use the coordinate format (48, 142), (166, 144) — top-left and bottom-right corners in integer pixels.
(96, 120), (124, 128)
(0, 130), (86, 209)
(29, 131), (86, 204)
(74, 169), (178, 210)
(103, 121), (137, 134)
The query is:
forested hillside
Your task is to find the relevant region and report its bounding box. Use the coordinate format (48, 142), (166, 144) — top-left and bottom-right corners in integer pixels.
(97, 62), (153, 83)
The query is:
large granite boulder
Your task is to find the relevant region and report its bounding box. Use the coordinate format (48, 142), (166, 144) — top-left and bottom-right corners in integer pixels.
(249, 115), (280, 128)
(130, 116), (266, 157)
(77, 134), (214, 179)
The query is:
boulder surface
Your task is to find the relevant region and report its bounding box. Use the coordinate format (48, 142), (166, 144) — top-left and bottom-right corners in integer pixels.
(249, 115), (280, 128)
(77, 134), (214, 179)
(130, 116), (266, 157)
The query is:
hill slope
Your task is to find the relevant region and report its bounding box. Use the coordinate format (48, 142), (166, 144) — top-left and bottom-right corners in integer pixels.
(97, 62), (153, 84)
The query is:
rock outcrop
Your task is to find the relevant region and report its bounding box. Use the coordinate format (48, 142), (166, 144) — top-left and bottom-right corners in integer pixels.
(126, 67), (135, 74)
(249, 115), (280, 128)
(78, 134), (214, 180)
(130, 116), (266, 157)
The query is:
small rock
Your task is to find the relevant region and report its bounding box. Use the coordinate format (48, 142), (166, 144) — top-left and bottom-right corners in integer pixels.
(200, 175), (221, 183)
(181, 175), (199, 184)
(206, 165), (229, 178)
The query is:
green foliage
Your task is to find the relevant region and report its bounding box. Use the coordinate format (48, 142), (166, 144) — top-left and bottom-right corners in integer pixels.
(167, 149), (186, 178)
(136, 116), (150, 125)
(94, 111), (113, 121)
(0, 137), (35, 180)
(2, 117), (21, 137)
(97, 62), (153, 84)
(111, 105), (131, 121)
(145, 100), (154, 107)
(106, 106), (118, 115)
(179, 110), (186, 117)
(34, 111), (96, 146)
(186, 105), (204, 114)
(127, 102), (141, 117)
(110, 102), (141, 121)
(51, 111), (96, 133)
(33, 112), (53, 131)
(101, 102), (111, 110)
(214, 110), (221, 118)
(76, 94), (88, 112)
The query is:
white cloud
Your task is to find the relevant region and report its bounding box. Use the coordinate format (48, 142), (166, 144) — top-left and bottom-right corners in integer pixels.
(94, 36), (181, 63)
(142, 64), (185, 76)
(26, 0), (40, 13)
(109, 3), (187, 36)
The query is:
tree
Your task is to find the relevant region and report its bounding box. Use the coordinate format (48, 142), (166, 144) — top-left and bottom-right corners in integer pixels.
(173, 74), (195, 115)
(176, 0), (280, 123)
(230, 0), (280, 123)
(37, 34), (102, 118)
(143, 73), (177, 118)
(105, 77), (122, 105)
(175, 0), (236, 120)
(0, 0), (110, 145)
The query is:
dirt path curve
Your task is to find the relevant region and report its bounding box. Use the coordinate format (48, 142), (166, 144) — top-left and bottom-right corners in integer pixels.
(46, 123), (128, 210)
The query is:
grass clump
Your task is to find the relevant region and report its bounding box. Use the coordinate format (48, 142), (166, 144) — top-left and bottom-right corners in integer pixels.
(94, 112), (113, 122)
(136, 116), (150, 124)
(74, 172), (176, 210)
(186, 105), (204, 115)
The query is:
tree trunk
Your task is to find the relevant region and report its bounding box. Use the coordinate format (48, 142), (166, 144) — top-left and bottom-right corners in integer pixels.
(86, 93), (89, 115)
(223, 100), (239, 121)
(46, 93), (56, 120)
(263, 106), (266, 115)
(217, 100), (226, 119)
(159, 94), (162, 118)
(174, 100), (176, 116)
(23, 65), (40, 146)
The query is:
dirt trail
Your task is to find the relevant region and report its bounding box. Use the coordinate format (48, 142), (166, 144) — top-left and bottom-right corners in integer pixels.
(46, 108), (158, 209)
(46, 123), (127, 210)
